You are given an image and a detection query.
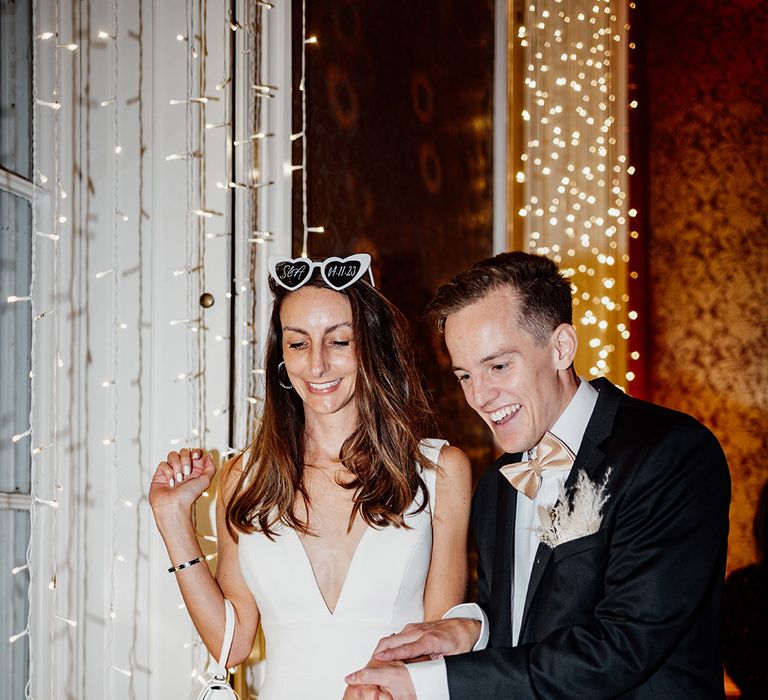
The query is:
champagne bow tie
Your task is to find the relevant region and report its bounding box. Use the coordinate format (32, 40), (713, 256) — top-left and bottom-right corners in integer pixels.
(499, 431), (575, 499)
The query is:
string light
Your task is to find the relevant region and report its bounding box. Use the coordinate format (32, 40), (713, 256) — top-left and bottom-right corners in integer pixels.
(248, 232), (273, 244)
(35, 100), (61, 110)
(173, 266), (201, 276)
(53, 615), (77, 628)
(169, 96), (219, 105)
(105, 8), (127, 671)
(518, 0), (631, 384)
(9, 628), (29, 644)
(252, 83), (278, 95)
(27, 1), (64, 693)
(110, 666), (132, 678)
(166, 151), (197, 161)
(233, 131), (274, 145)
(297, 0), (325, 256)
(12, 428), (32, 443)
(216, 181), (248, 189)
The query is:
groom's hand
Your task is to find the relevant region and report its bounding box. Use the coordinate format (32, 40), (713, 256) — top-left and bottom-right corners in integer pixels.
(345, 661), (414, 700)
(341, 683), (392, 700)
(372, 619), (481, 662)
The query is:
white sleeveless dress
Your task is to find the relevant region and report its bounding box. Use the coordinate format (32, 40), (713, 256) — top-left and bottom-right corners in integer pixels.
(238, 439), (446, 700)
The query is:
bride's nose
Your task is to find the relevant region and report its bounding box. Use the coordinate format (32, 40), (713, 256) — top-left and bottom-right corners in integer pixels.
(309, 344), (330, 378)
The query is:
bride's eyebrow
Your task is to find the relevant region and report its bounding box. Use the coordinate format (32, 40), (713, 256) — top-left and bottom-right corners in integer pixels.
(282, 322), (353, 335)
(324, 322), (353, 334)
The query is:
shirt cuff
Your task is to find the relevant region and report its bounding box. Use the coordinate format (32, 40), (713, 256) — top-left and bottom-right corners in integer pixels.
(442, 602), (489, 651)
(406, 659), (450, 700)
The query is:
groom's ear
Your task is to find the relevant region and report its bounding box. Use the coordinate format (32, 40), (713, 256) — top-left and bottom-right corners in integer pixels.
(551, 323), (578, 370)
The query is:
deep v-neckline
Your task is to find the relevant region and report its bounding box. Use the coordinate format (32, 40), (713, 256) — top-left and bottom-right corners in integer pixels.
(291, 525), (371, 616)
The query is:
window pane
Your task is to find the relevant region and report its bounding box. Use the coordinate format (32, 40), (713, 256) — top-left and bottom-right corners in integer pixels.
(0, 509), (30, 699)
(0, 189), (32, 493)
(0, 0), (32, 179)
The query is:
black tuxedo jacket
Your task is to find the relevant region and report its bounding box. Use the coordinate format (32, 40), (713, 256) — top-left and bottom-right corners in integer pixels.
(445, 378), (730, 699)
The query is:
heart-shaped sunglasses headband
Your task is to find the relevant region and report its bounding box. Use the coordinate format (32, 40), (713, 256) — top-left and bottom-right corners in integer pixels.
(268, 254), (374, 291)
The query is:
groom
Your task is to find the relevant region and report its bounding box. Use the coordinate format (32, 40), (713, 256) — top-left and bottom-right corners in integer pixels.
(346, 252), (731, 699)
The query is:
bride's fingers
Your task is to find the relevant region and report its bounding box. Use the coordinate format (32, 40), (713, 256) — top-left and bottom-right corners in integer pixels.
(179, 447), (192, 478)
(190, 449), (204, 475)
(152, 461), (176, 487)
(167, 451), (183, 485)
(188, 451), (215, 484)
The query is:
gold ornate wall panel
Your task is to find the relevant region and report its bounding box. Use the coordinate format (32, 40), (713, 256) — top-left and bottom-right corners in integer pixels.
(645, 0), (768, 572)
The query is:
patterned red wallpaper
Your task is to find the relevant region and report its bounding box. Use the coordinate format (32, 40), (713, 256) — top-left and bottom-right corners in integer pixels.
(644, 0), (768, 572)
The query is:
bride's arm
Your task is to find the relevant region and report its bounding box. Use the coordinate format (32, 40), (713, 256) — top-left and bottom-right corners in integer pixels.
(423, 445), (473, 620)
(150, 449), (259, 666)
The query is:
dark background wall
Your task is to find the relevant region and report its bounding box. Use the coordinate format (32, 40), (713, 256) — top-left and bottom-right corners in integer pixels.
(643, 0), (768, 572)
(292, 0), (497, 470)
(289, 0), (768, 574)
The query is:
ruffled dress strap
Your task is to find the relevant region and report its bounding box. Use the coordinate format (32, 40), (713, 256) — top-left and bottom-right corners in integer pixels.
(417, 438), (448, 517)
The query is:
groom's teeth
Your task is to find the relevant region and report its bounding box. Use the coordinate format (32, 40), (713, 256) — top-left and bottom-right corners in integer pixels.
(309, 379), (341, 390)
(490, 404), (521, 423)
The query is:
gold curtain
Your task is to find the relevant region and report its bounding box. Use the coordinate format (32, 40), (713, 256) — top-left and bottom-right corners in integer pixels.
(507, 0), (634, 390)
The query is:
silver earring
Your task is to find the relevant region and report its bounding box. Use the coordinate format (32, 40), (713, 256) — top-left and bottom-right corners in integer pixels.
(277, 360), (294, 390)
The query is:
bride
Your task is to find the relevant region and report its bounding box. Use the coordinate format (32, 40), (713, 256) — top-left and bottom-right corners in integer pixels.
(149, 255), (471, 699)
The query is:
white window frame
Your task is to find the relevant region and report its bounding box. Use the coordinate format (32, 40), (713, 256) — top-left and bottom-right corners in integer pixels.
(0, 5), (37, 688)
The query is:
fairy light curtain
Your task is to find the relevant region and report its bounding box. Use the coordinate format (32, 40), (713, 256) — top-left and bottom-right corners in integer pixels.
(513, 0), (637, 390)
(5, 0), (246, 695)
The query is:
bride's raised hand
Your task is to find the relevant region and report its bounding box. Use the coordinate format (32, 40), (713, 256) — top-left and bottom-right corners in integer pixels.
(149, 448), (216, 517)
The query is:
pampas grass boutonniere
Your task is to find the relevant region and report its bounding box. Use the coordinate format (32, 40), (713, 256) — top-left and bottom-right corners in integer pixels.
(537, 469), (611, 548)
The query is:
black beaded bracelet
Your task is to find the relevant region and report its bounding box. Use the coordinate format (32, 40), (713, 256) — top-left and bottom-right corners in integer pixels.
(168, 555), (205, 573)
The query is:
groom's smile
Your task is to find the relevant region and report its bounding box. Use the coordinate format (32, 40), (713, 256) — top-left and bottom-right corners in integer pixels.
(489, 403), (522, 424)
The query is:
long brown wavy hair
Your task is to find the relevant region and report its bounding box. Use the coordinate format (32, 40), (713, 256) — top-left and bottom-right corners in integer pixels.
(226, 271), (437, 540)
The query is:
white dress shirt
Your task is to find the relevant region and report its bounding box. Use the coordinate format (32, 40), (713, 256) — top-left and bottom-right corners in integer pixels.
(407, 378), (599, 699)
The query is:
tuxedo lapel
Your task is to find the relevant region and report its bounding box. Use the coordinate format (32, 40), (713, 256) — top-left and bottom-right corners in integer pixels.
(489, 469), (517, 647)
(517, 379), (618, 642)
